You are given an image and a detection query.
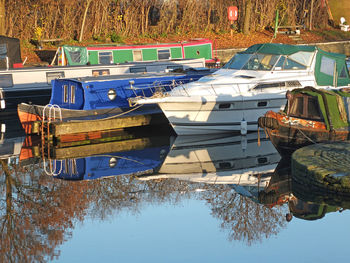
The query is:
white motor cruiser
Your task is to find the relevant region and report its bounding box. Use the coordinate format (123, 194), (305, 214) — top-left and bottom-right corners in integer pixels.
(136, 43), (350, 135)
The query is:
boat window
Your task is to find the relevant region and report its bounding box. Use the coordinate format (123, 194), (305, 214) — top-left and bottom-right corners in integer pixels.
(108, 89), (117, 100)
(63, 85), (68, 103)
(46, 71), (65, 84)
(68, 50), (83, 64)
(158, 49), (171, 60)
(288, 51), (314, 66)
(0, 74), (13, 87)
(275, 56), (306, 70)
(339, 66), (348, 78)
(98, 52), (113, 64)
(218, 103), (231, 109)
(218, 162), (234, 169)
(257, 157), (268, 164)
(320, 56), (335, 76)
(254, 82), (285, 90)
(223, 53), (253, 70)
(257, 101), (268, 107)
(133, 50), (142, 61)
(167, 65), (183, 71)
(307, 97), (322, 119)
(129, 67), (147, 73)
(241, 54), (279, 71)
(289, 96), (304, 117)
(289, 95), (323, 120)
(92, 69), (110, 76)
(70, 85), (75, 104)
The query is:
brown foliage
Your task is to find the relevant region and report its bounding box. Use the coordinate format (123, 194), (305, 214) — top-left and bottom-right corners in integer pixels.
(3, 0), (331, 41)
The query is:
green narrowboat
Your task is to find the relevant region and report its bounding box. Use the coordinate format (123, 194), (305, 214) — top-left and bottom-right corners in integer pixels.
(55, 39), (217, 66)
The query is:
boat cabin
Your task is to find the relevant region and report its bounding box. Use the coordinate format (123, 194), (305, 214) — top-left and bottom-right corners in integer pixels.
(285, 87), (350, 130)
(53, 39), (216, 66)
(223, 43), (350, 87)
(50, 70), (211, 110)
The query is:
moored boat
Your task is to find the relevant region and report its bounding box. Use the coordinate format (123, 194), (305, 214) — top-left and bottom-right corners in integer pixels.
(136, 43), (350, 135)
(258, 87), (350, 156)
(17, 68), (213, 135)
(54, 39), (217, 66)
(0, 58), (206, 114)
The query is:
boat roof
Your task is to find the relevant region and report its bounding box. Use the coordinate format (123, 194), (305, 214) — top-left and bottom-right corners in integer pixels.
(242, 43), (347, 59)
(240, 43), (350, 87)
(290, 87), (350, 130)
(54, 68), (212, 84)
(241, 43), (316, 55)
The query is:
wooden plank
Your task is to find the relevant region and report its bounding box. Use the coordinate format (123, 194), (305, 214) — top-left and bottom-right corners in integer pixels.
(52, 114), (153, 137)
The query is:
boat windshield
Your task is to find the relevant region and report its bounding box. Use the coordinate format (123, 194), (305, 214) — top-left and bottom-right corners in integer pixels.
(223, 53), (280, 71)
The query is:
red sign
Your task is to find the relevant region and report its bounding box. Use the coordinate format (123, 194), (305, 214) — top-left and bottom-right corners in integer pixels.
(228, 6), (238, 21)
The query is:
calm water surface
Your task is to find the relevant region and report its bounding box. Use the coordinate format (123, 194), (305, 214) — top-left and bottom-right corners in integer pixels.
(1, 118), (350, 263)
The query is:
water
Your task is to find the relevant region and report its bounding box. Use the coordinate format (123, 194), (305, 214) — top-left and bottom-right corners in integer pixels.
(1, 117), (350, 263)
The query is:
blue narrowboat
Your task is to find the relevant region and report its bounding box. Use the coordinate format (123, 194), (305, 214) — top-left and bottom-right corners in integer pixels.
(18, 68), (213, 134)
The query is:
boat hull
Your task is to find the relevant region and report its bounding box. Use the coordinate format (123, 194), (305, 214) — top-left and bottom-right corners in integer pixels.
(157, 97), (286, 135)
(258, 111), (350, 156)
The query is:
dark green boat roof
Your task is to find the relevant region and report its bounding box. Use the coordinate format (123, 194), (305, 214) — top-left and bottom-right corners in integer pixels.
(241, 43), (316, 55)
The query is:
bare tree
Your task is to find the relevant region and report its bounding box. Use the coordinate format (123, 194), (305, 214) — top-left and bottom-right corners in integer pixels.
(79, 0), (92, 42)
(0, 0), (4, 35)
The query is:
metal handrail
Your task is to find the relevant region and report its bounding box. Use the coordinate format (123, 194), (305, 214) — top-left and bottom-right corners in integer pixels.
(43, 159), (63, 176)
(42, 104), (62, 122)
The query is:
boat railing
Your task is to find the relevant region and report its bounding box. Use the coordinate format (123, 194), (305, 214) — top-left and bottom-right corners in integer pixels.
(160, 82), (246, 97)
(127, 78), (192, 99)
(157, 79), (303, 97)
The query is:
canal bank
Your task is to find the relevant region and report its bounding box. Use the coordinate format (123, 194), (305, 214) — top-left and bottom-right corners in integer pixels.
(216, 40), (350, 64)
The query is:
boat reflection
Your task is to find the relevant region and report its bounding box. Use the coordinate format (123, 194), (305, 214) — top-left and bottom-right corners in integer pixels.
(138, 132), (281, 199)
(263, 156), (350, 222)
(53, 142), (170, 181)
(0, 119), (25, 162)
(19, 126), (173, 181)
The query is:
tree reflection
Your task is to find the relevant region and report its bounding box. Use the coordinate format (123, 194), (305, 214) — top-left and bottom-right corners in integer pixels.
(0, 156), (290, 261)
(0, 159), (90, 262)
(202, 186), (287, 245)
(135, 177), (288, 246)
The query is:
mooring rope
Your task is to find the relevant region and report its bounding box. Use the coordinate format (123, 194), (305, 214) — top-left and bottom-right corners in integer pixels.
(66, 104), (144, 123)
(296, 126), (317, 144)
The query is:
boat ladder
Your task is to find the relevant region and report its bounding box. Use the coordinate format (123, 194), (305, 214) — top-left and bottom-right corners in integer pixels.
(41, 104), (62, 142)
(44, 158), (78, 177)
(43, 158), (63, 176)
